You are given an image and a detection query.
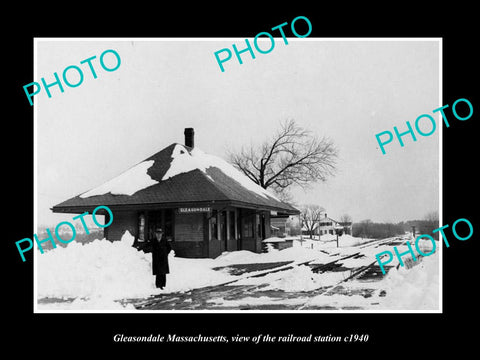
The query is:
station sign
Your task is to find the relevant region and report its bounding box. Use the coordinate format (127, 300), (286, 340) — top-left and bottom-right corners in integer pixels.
(177, 207), (212, 214)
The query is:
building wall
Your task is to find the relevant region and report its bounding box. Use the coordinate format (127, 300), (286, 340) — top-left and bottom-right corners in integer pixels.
(173, 241), (206, 258)
(175, 213), (204, 242)
(173, 212), (206, 258)
(318, 217), (339, 235)
(209, 238), (223, 258)
(239, 210), (270, 253)
(240, 209), (256, 252)
(105, 207), (276, 258)
(225, 209), (238, 252)
(207, 209), (233, 258)
(225, 238), (237, 251)
(106, 210), (137, 241)
(264, 212), (271, 239)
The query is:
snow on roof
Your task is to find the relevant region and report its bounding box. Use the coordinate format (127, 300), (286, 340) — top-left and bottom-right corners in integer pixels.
(320, 216), (340, 224)
(54, 143), (299, 215)
(162, 145), (279, 200)
(80, 160), (158, 198)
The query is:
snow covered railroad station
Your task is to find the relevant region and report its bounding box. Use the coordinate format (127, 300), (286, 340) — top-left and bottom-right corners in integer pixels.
(51, 128), (299, 259)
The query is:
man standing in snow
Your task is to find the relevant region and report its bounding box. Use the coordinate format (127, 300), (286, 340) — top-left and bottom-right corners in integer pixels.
(149, 227), (172, 289)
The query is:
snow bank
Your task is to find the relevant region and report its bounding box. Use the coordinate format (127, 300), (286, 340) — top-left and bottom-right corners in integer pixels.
(297, 235), (376, 252)
(214, 250), (263, 265)
(37, 232), (156, 301)
(215, 246), (327, 266)
(38, 296), (137, 311)
(37, 230), (439, 311)
(37, 231), (238, 307)
(235, 265), (349, 292)
(306, 252), (440, 311)
(377, 252), (439, 310)
(264, 246), (331, 263)
(80, 160), (158, 197)
(166, 257), (233, 292)
(207, 296), (307, 308)
(339, 234), (373, 246)
(319, 234), (337, 241)
(232, 246), (439, 310)
(37, 237), (329, 310)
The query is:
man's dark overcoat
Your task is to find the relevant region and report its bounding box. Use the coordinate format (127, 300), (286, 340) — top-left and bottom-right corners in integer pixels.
(149, 238), (171, 275)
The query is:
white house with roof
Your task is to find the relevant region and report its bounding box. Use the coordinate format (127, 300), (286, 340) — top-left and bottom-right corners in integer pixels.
(318, 213), (352, 236)
(301, 212), (353, 237)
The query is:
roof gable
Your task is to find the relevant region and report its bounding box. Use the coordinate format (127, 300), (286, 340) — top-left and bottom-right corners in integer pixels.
(52, 143), (298, 214)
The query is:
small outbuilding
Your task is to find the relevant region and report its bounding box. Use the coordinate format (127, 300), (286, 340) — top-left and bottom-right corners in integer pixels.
(262, 237), (295, 251)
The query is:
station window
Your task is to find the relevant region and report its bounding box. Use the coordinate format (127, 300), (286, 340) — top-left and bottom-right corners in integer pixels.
(164, 209), (174, 240)
(256, 214), (262, 238)
(138, 213), (146, 241)
(219, 211), (227, 241)
(229, 211), (236, 239)
(244, 214), (254, 238)
(210, 210), (218, 240)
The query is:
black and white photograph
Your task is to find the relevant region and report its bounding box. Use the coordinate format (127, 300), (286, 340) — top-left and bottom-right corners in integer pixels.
(6, 7), (478, 353)
(34, 38), (441, 312)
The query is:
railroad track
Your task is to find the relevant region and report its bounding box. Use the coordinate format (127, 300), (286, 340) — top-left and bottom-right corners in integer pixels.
(135, 236), (409, 310)
(357, 235), (408, 249)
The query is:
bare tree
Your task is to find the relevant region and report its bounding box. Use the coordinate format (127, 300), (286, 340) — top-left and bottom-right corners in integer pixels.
(273, 188), (296, 205)
(424, 210), (439, 224)
(359, 219), (372, 239)
(300, 204), (325, 239)
(339, 214), (353, 235)
(423, 210), (439, 238)
(228, 119), (338, 197)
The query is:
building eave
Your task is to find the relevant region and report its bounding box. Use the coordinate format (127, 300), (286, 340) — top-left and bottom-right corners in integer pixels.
(51, 198), (299, 215)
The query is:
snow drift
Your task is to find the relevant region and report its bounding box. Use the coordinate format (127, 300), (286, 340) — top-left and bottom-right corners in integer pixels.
(37, 231), (156, 300)
(36, 231), (439, 311)
(36, 232), (240, 306)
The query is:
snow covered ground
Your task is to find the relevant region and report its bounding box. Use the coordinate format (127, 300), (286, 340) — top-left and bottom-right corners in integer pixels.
(36, 232), (440, 312)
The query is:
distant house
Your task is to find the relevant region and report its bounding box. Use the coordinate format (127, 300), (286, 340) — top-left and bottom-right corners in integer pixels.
(300, 212), (353, 237)
(318, 214), (352, 236)
(52, 128), (299, 258)
(338, 221), (353, 235)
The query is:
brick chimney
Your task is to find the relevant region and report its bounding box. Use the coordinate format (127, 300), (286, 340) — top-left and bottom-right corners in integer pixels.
(184, 128), (194, 148)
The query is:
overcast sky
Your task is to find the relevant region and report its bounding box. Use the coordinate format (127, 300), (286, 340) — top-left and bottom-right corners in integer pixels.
(36, 38), (440, 227)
